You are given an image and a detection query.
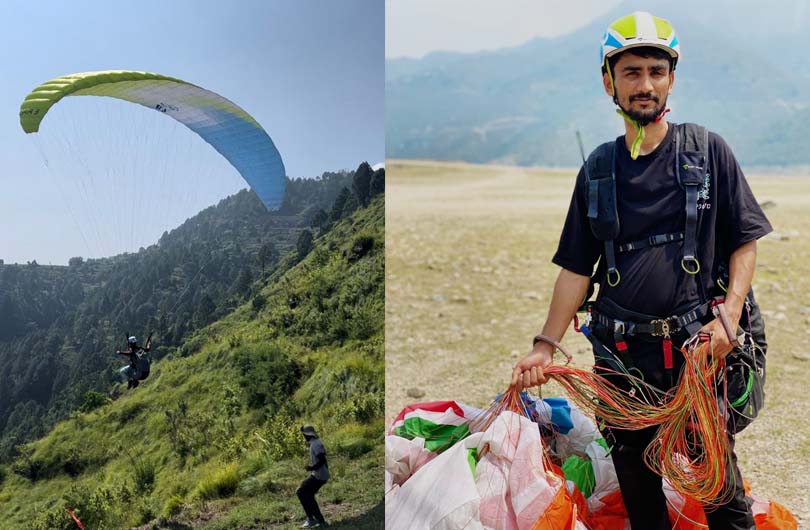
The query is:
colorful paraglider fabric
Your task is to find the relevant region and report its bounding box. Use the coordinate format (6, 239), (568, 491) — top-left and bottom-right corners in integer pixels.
(387, 396), (798, 530)
(386, 411), (587, 530)
(562, 455), (595, 498)
(533, 396), (600, 455)
(388, 401), (481, 453)
(583, 439), (620, 515)
(385, 401), (483, 492)
(19, 70), (286, 210)
(385, 434), (437, 489)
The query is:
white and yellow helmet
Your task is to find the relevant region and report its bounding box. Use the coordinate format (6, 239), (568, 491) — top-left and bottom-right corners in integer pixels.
(600, 11), (680, 73)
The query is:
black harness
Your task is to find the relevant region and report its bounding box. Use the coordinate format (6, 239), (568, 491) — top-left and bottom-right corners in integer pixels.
(584, 122), (709, 288)
(576, 124), (767, 431)
(580, 123), (713, 386)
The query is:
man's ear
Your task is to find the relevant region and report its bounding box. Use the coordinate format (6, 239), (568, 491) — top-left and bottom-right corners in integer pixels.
(668, 71), (675, 95)
(602, 71), (614, 97)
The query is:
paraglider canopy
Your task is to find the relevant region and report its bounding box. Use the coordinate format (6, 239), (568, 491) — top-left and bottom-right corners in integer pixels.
(19, 70), (286, 210)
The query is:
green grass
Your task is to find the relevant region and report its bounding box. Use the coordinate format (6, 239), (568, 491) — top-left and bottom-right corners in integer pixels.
(0, 198), (383, 530)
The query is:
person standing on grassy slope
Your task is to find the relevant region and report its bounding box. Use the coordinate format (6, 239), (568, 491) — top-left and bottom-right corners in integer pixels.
(297, 425), (330, 528)
(512, 11), (771, 530)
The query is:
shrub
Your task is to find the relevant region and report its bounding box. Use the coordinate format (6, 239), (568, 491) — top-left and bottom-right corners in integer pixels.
(11, 448), (44, 481)
(161, 494), (185, 519)
(234, 343), (302, 409)
(347, 234), (375, 262)
(251, 294), (267, 312)
(80, 391), (109, 413)
(133, 459), (156, 493)
(256, 411), (305, 462)
(194, 463), (240, 500)
(333, 393), (384, 424)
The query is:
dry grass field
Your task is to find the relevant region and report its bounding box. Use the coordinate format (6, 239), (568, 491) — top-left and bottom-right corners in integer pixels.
(385, 159), (810, 525)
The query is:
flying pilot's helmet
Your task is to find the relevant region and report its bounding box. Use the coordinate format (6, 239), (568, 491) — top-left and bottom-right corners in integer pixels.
(128, 336), (137, 345)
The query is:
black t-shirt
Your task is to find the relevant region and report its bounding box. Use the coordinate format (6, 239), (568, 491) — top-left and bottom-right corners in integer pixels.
(552, 123), (772, 317)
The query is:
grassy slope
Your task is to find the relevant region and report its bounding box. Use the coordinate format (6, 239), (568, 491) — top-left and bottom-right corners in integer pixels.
(0, 196), (383, 530)
(386, 160), (809, 526)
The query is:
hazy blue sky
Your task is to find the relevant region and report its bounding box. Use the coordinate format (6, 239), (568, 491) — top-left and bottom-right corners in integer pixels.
(386, 0), (808, 59)
(385, 0), (623, 58)
(0, 0), (383, 264)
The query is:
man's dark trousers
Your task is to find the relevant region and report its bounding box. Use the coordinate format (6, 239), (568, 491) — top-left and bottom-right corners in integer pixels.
(594, 327), (756, 530)
(297, 475), (327, 523)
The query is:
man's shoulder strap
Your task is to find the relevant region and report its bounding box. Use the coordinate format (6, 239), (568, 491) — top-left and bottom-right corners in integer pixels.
(674, 122), (709, 187)
(584, 140), (620, 242)
(674, 123), (710, 275)
(585, 140), (615, 182)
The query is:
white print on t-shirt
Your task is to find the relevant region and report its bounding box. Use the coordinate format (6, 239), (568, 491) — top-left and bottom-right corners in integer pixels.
(697, 172), (711, 210)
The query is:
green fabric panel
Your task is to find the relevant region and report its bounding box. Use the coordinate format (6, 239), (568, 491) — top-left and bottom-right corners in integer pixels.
(596, 437), (609, 451)
(19, 70), (260, 134)
(653, 17), (673, 39)
(467, 447), (478, 477)
(562, 455), (596, 498)
(611, 14), (637, 38)
(392, 418), (469, 453)
(20, 71), (187, 133)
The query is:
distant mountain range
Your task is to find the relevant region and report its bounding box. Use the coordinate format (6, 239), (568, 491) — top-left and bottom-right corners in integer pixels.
(386, 0), (810, 169)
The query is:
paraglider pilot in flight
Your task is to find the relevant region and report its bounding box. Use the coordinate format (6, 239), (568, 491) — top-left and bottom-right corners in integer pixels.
(117, 334), (152, 389)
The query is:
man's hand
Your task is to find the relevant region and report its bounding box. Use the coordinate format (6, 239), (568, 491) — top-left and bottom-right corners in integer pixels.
(305, 464), (313, 471)
(511, 342), (554, 391)
(699, 302), (742, 359)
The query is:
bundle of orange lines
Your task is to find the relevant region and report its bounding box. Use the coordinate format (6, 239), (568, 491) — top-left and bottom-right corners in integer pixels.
(486, 335), (732, 506)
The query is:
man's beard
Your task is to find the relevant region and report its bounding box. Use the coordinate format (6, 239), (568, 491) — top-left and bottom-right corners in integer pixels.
(618, 92), (668, 126)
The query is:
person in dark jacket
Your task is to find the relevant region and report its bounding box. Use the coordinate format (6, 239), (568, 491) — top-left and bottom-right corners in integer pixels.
(116, 335), (151, 389)
(296, 425), (330, 528)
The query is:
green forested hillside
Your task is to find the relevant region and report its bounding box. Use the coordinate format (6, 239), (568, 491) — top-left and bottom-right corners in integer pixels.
(0, 163), (384, 529)
(0, 170), (362, 460)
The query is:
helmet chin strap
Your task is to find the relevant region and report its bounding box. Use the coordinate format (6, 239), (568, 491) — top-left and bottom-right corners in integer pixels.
(615, 106), (670, 160)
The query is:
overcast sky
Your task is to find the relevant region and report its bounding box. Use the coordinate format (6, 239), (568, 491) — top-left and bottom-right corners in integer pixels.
(386, 0), (623, 58)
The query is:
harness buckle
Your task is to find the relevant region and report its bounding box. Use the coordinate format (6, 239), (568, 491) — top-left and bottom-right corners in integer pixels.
(651, 318), (673, 338)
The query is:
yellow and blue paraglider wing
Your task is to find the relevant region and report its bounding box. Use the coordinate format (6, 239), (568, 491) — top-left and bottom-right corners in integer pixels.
(19, 70), (285, 210)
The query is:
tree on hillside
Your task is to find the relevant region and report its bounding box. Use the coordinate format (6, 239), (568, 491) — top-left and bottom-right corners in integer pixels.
(310, 209), (330, 233)
(352, 161), (373, 206)
(330, 188), (351, 222)
(370, 168), (385, 197)
(195, 293), (216, 327)
(257, 242), (276, 273)
(297, 230), (314, 260)
(342, 193), (360, 218)
(233, 268), (253, 297)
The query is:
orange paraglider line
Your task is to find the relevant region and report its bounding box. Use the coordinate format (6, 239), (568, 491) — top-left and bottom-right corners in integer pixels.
(67, 508), (85, 530)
